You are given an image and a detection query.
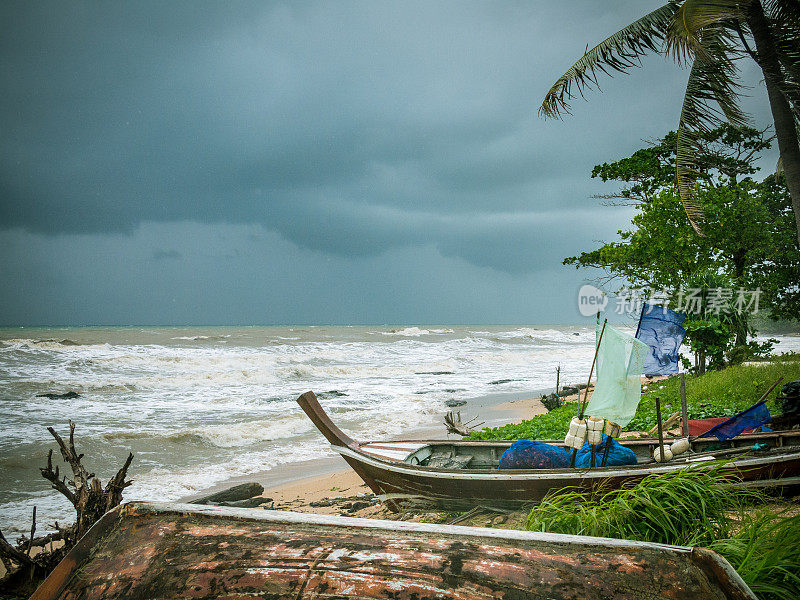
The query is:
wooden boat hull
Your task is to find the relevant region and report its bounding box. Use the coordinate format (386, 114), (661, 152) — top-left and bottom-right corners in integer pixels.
(297, 391), (800, 511)
(337, 444), (800, 509)
(32, 501), (756, 600)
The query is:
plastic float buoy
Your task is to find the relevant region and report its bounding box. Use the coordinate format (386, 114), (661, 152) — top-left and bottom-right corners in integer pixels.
(564, 417), (587, 449)
(671, 438), (691, 455)
(604, 420), (622, 438)
(654, 446), (673, 462)
(587, 416), (604, 445)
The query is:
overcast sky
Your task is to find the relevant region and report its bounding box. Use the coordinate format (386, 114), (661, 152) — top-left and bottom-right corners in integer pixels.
(0, 1), (779, 326)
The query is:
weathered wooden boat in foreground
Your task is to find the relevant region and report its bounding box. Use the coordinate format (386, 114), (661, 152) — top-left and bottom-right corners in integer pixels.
(32, 501), (755, 600)
(298, 391), (800, 511)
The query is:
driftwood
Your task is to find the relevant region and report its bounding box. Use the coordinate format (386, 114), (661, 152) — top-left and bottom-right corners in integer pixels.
(0, 421), (133, 596)
(190, 483), (265, 506)
(443, 411), (484, 436)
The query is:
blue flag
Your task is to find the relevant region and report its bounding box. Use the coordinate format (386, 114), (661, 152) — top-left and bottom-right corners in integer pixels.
(697, 400), (772, 440)
(635, 302), (687, 376)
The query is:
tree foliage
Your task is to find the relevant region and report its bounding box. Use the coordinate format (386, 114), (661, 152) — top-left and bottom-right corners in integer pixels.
(564, 126), (799, 370)
(541, 0), (800, 244)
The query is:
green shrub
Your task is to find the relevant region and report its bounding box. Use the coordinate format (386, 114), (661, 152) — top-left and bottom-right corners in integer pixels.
(710, 510), (800, 600)
(626, 360), (799, 431)
(524, 468), (800, 599)
(467, 403), (575, 441)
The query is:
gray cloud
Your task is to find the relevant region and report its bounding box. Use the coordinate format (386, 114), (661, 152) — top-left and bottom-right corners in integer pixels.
(152, 249), (181, 261)
(0, 1), (781, 324)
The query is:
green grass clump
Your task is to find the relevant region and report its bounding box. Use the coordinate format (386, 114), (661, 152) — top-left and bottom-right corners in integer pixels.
(525, 467), (751, 546)
(524, 468), (800, 600)
(710, 510), (800, 600)
(468, 360), (800, 441)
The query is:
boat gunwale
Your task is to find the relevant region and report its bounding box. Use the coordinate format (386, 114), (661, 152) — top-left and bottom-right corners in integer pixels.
(337, 443), (800, 480)
(360, 429), (800, 448)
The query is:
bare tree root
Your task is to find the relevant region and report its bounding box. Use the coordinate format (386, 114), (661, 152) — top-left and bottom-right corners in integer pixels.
(0, 422), (133, 596)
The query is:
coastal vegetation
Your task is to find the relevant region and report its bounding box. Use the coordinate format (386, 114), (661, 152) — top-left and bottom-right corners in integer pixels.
(540, 0), (800, 245)
(525, 468), (800, 599)
(562, 125), (800, 373)
(467, 357), (800, 440)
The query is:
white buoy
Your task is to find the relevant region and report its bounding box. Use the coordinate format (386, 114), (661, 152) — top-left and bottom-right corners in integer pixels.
(671, 438), (691, 455)
(604, 421), (622, 438)
(654, 447), (673, 462)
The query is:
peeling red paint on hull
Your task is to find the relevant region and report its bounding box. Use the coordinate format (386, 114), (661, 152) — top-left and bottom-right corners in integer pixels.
(32, 503), (755, 600)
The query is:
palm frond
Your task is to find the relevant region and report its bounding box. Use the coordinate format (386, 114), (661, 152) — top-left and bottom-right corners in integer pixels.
(540, 2), (679, 118)
(675, 37), (748, 232)
(668, 0), (745, 63)
(763, 0), (800, 27)
(769, 14), (800, 117)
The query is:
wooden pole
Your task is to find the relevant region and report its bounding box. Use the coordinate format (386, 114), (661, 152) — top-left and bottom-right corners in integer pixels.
(572, 318), (607, 467)
(756, 377), (784, 405)
(680, 373), (689, 438)
(556, 365), (561, 396)
(578, 319), (607, 419)
(599, 432), (612, 467)
(647, 411), (680, 436)
(655, 397), (665, 463)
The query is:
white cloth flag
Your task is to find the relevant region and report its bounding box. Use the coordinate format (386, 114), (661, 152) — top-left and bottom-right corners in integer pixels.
(586, 322), (648, 427)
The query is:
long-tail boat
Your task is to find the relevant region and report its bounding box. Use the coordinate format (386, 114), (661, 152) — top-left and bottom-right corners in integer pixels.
(32, 501), (756, 600)
(297, 391), (800, 511)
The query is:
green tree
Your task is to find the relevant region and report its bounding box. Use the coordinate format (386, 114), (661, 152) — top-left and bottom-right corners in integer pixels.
(540, 0), (800, 246)
(564, 128), (800, 369)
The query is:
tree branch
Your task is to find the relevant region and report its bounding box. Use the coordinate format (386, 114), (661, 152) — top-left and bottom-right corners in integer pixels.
(0, 528), (34, 568)
(47, 422), (90, 483)
(40, 449), (76, 506)
(104, 453), (134, 511)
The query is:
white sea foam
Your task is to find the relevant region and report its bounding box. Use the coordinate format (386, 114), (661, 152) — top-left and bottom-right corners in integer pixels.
(380, 327), (454, 336)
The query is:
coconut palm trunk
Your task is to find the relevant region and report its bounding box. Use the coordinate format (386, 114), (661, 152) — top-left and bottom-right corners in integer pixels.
(746, 1), (800, 246)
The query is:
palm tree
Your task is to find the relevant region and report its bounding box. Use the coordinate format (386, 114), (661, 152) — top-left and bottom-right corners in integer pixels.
(541, 0), (800, 245)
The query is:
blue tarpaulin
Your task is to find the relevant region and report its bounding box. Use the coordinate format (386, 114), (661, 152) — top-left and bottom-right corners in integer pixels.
(635, 302), (687, 376)
(697, 400), (772, 440)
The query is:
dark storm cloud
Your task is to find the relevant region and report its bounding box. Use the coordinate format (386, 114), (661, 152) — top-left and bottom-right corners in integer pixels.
(152, 249), (181, 261)
(0, 0), (776, 289)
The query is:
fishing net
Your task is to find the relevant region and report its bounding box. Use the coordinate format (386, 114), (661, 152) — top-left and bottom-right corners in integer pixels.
(586, 322), (648, 427)
(574, 434), (637, 468)
(498, 440), (570, 469)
